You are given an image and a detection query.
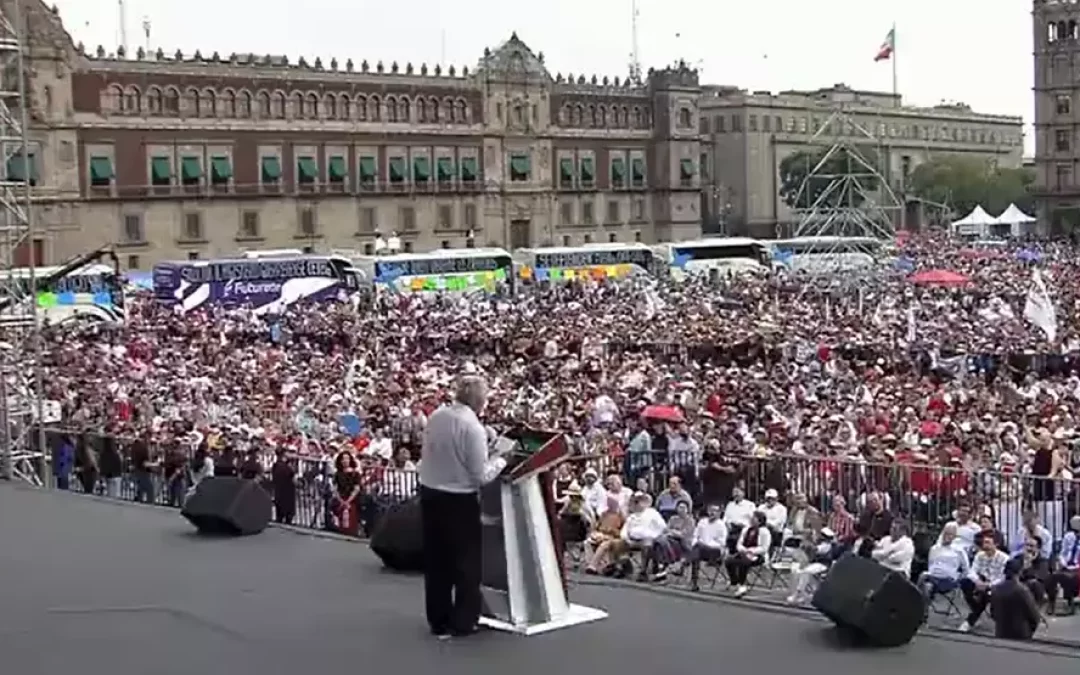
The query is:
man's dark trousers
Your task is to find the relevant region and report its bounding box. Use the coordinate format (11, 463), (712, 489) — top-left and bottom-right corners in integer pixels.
(420, 485), (482, 635)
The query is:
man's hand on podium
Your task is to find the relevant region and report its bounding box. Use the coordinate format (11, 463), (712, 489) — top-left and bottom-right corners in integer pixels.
(482, 456), (508, 483)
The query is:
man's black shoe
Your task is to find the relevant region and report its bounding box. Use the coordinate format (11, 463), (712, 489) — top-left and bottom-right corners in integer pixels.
(450, 624), (485, 638)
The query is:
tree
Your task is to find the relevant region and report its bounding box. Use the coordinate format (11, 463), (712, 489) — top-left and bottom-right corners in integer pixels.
(778, 146), (881, 211)
(906, 157), (1035, 218)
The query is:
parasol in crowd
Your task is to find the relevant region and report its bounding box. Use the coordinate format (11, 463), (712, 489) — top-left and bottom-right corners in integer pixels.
(641, 405), (685, 423)
(908, 269), (971, 286)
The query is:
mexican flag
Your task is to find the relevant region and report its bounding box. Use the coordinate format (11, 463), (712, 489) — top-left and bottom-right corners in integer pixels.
(874, 28), (895, 62)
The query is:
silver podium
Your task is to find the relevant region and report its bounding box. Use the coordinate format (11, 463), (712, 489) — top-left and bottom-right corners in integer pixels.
(478, 430), (607, 636)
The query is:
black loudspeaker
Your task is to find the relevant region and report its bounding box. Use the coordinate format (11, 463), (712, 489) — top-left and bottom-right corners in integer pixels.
(811, 553), (925, 647)
(181, 477), (272, 536)
(370, 496), (424, 572)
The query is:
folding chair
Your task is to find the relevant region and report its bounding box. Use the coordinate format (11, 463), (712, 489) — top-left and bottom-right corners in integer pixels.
(928, 586), (965, 620)
(749, 547), (798, 592)
(700, 558), (729, 590)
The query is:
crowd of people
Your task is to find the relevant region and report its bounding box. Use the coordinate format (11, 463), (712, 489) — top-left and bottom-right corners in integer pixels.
(27, 232), (1080, 638)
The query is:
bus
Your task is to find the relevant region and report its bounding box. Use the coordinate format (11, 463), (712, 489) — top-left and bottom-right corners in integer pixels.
(0, 262), (125, 324)
(351, 247), (514, 292)
(654, 237), (771, 279)
(770, 236), (884, 273)
(152, 254), (363, 313)
(514, 243), (661, 281)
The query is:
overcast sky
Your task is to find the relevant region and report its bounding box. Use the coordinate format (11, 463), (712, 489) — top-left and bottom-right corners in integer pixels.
(55, 0), (1034, 154)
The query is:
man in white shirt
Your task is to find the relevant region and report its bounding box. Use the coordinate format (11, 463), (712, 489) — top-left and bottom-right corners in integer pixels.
(615, 492), (666, 577)
(958, 534), (1011, 632)
(759, 488), (788, 536)
(599, 474), (633, 516)
(580, 467), (607, 516)
(871, 520), (915, 578)
(669, 503), (728, 591)
(939, 505), (981, 554)
(918, 523), (970, 616)
(723, 487), (756, 552)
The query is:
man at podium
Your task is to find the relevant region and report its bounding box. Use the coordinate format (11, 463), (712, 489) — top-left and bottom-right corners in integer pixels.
(418, 375), (506, 640)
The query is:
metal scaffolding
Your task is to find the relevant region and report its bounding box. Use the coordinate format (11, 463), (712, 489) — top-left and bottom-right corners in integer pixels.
(0, 0), (46, 485)
(787, 106), (902, 282)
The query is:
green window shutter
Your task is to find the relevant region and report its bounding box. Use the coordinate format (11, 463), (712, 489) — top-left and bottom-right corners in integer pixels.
(6, 153), (34, 183)
(509, 154), (530, 180)
(297, 156), (318, 183)
(413, 156), (431, 182)
(580, 157), (595, 183)
(180, 156), (202, 183)
(679, 158), (695, 180)
(210, 156), (232, 183)
(327, 155), (347, 182)
(89, 156), (114, 185)
(559, 158), (575, 186)
(388, 157), (406, 182)
(358, 156), (377, 181)
(460, 157), (478, 181)
(611, 158), (626, 186)
(261, 156), (282, 182)
(436, 157), (454, 181)
(631, 158), (645, 186)
(150, 156), (172, 185)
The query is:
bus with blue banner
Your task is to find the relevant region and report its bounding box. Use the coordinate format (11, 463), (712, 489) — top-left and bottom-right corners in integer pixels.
(0, 262), (125, 324)
(514, 243), (661, 282)
(353, 248), (514, 292)
(152, 254), (363, 313)
(653, 238), (771, 279)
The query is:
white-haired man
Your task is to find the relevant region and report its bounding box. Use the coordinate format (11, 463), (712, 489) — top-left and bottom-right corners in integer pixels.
(418, 375), (506, 640)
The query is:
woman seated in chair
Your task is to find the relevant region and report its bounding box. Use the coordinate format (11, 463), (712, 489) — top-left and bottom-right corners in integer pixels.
(583, 496), (626, 574)
(725, 510), (772, 598)
(642, 499), (694, 580)
(783, 492), (823, 564)
(558, 482), (595, 555)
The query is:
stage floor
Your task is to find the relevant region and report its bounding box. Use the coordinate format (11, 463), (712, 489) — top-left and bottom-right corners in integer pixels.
(1, 485), (1078, 675)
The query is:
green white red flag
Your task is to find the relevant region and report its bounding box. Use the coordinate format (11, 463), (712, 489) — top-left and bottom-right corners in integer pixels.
(874, 28), (895, 62)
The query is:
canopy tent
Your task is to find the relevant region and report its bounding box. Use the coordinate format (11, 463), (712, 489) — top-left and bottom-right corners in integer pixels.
(995, 203), (1035, 226)
(951, 205), (999, 240)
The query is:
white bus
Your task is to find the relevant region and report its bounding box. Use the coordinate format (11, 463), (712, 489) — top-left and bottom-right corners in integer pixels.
(654, 237), (771, 279)
(351, 247), (513, 292)
(514, 243), (660, 280)
(770, 236), (883, 273)
(0, 263), (124, 324)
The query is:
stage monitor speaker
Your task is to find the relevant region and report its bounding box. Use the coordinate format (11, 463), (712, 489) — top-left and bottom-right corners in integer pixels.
(181, 477), (272, 536)
(810, 553), (925, 647)
(370, 496), (424, 572)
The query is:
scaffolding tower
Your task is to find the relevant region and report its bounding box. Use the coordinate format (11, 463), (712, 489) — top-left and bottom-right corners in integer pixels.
(787, 106), (902, 284)
(0, 0), (46, 485)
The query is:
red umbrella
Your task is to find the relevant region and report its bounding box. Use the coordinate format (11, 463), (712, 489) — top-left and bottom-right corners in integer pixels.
(909, 269), (971, 286)
(641, 405), (685, 423)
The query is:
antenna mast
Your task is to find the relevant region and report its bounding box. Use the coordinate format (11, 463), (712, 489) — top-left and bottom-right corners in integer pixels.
(628, 0), (641, 84)
(117, 0), (127, 54)
(142, 16), (151, 54)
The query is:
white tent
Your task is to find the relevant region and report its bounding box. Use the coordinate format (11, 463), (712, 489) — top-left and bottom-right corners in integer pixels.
(995, 203), (1035, 225)
(951, 205), (998, 238)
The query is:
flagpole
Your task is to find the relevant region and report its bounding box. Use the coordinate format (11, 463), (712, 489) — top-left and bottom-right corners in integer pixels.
(891, 22), (898, 105)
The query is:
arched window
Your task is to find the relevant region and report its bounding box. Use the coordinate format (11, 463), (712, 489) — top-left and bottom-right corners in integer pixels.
(339, 95), (351, 120)
(456, 99), (468, 124)
(147, 87), (163, 115)
(291, 92), (303, 118)
(356, 95), (368, 121)
(257, 91), (271, 118)
(223, 89), (237, 117)
(106, 84), (123, 113)
(202, 89), (217, 117)
(186, 88), (201, 116)
(386, 96), (398, 122)
(574, 105), (584, 126)
(399, 97), (410, 122)
(430, 97), (440, 122)
(164, 87), (180, 115)
(237, 91), (252, 118)
(611, 106), (621, 127)
(679, 107), (692, 128)
(588, 106), (598, 127)
(416, 97), (427, 123)
(272, 92), (286, 118)
(324, 94), (337, 119)
(621, 106), (629, 127)
(305, 92), (318, 118)
(124, 87), (141, 114)
(369, 95), (381, 121)
(1070, 20), (1078, 39)
(633, 106), (643, 128)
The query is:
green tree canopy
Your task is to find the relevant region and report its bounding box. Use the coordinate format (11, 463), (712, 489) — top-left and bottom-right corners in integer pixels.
(778, 146), (881, 211)
(906, 156), (1034, 218)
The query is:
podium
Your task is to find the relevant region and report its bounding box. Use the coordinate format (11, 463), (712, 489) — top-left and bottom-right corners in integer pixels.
(478, 428), (608, 635)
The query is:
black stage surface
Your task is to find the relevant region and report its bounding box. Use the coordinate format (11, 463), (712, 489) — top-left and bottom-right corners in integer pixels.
(2, 485), (1078, 675)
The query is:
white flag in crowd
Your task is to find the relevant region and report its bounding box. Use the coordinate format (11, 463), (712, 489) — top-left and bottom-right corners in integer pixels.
(642, 290), (665, 321)
(1023, 269), (1058, 343)
(906, 306), (917, 343)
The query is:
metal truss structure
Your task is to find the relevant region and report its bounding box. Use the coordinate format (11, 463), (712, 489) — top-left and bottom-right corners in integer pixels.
(0, 0), (45, 485)
(788, 106), (903, 285)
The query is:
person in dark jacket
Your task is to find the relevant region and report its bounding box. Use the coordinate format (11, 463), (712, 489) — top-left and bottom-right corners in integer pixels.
(98, 432), (124, 498)
(990, 558), (1042, 640)
(270, 450), (297, 525)
(52, 435), (74, 490)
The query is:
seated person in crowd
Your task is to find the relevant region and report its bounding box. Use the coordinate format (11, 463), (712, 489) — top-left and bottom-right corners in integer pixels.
(759, 488), (788, 537)
(579, 468), (607, 516)
(990, 558), (1042, 641)
(643, 499), (695, 580)
(959, 534), (1011, 632)
(583, 496), (626, 574)
(1013, 535), (1052, 608)
(722, 487), (756, 552)
(1013, 511), (1053, 561)
(1047, 515), (1080, 616)
(856, 492), (893, 556)
(786, 527), (841, 605)
(784, 492), (822, 550)
(654, 476), (693, 520)
(939, 505), (981, 555)
(973, 514), (1007, 553)
(599, 474), (634, 516)
(608, 491), (667, 576)
(825, 494), (856, 542)
(557, 482), (595, 547)
(667, 503), (728, 589)
(918, 523), (970, 618)
(725, 510), (772, 598)
(872, 520), (915, 577)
